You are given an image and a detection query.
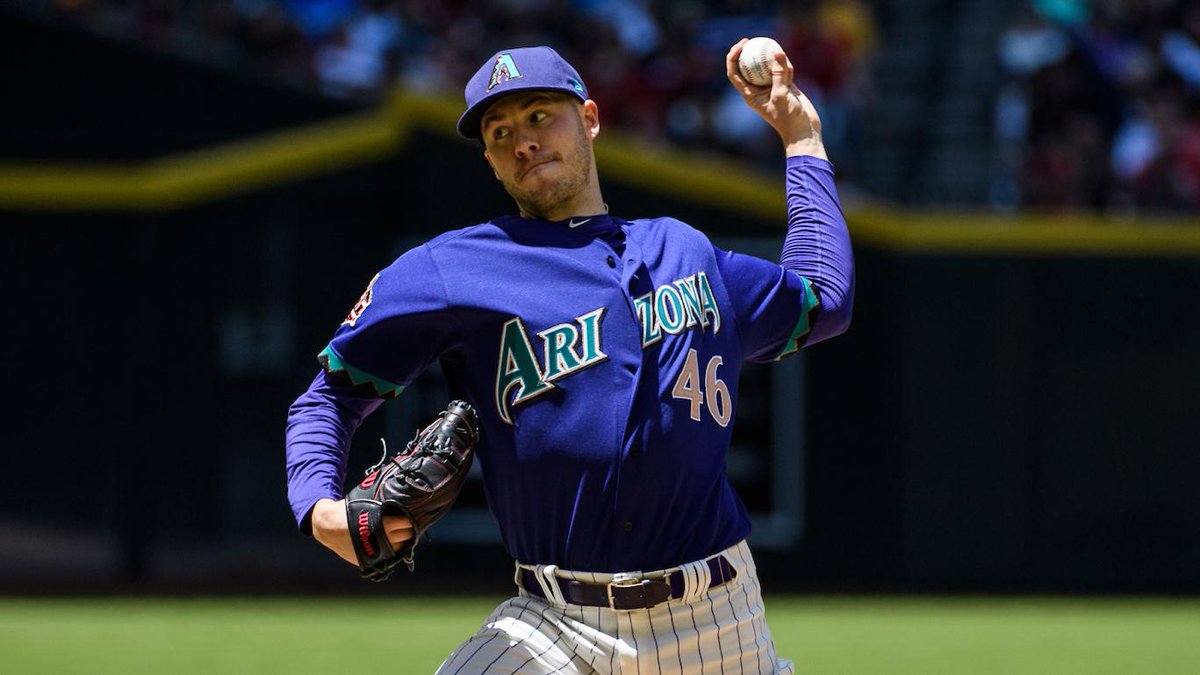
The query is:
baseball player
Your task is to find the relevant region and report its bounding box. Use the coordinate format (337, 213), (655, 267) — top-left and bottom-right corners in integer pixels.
(286, 39), (854, 673)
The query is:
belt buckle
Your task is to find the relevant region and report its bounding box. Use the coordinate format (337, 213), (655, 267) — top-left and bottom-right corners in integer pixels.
(606, 573), (643, 611)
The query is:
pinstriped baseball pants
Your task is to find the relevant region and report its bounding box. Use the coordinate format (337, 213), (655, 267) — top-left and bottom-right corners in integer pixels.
(436, 541), (794, 674)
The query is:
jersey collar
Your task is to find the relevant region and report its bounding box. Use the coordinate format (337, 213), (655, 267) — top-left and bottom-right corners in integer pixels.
(493, 213), (624, 240)
(549, 213), (619, 237)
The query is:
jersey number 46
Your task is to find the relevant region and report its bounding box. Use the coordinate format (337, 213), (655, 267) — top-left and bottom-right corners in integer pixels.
(671, 348), (732, 427)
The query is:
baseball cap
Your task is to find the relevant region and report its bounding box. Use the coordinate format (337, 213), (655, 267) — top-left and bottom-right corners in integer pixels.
(457, 46), (589, 140)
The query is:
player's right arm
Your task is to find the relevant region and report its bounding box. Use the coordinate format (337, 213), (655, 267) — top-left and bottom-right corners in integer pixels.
(287, 370), (402, 564)
(284, 243), (461, 565)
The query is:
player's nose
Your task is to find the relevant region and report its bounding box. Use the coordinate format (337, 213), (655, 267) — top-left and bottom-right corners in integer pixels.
(513, 129), (539, 159)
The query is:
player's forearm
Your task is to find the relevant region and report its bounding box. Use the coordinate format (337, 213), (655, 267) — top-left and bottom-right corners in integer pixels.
(285, 370), (384, 534)
(780, 155), (854, 344)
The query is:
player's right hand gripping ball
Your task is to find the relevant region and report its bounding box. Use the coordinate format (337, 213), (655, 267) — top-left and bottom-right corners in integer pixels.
(344, 400), (480, 581)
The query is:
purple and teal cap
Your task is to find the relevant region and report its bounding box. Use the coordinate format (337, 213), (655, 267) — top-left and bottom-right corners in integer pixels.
(457, 46), (589, 140)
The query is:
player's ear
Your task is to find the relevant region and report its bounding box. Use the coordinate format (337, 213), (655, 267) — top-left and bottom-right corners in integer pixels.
(581, 100), (600, 141)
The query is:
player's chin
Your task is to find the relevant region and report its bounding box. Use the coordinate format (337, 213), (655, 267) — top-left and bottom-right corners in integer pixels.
(513, 188), (564, 218)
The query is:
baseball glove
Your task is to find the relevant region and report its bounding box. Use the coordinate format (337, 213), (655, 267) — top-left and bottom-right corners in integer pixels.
(344, 400), (480, 581)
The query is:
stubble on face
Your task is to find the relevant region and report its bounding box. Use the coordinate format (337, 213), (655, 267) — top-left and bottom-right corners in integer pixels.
(497, 110), (594, 220)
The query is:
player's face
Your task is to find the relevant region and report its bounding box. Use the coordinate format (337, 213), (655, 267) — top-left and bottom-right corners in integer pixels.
(481, 92), (600, 220)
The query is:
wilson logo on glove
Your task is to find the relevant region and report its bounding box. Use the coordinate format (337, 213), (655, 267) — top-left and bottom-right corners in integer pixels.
(356, 511), (376, 558)
(343, 400), (480, 581)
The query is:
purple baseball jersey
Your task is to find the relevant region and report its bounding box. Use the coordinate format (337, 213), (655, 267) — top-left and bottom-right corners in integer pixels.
(286, 155), (854, 572)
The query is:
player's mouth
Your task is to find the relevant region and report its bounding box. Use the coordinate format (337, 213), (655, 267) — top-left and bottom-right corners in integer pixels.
(519, 157), (559, 181)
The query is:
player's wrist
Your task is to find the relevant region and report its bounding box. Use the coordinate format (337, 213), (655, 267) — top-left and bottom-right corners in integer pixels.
(784, 137), (828, 160)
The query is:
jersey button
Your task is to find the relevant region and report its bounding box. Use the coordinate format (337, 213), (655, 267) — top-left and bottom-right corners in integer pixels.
(606, 255), (616, 268)
(623, 521), (634, 532)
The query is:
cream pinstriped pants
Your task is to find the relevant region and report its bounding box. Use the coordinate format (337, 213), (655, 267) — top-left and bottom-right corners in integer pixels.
(436, 541), (794, 674)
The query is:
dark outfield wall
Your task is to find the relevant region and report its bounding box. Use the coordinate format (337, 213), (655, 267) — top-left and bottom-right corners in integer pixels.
(2, 13), (1197, 592)
(803, 250), (1200, 592)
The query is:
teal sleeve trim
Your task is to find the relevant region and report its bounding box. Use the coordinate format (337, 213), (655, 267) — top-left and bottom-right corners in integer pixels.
(774, 277), (821, 361)
(318, 345), (405, 398)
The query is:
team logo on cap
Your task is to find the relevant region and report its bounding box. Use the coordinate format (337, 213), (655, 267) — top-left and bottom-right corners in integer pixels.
(487, 53), (523, 91)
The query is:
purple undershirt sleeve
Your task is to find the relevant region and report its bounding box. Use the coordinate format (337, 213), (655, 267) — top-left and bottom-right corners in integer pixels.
(780, 155), (855, 345)
(285, 369), (385, 535)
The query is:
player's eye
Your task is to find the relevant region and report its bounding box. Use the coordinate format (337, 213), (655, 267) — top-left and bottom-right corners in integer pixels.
(492, 127), (510, 141)
(530, 110), (548, 124)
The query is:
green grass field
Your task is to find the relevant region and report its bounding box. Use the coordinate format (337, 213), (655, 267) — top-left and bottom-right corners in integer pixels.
(1, 596), (1197, 674)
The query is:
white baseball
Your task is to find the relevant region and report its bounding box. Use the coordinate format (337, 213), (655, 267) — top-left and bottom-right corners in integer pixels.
(738, 36), (783, 87)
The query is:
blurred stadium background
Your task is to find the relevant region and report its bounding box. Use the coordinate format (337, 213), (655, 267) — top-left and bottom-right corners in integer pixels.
(1, 0), (1198, 672)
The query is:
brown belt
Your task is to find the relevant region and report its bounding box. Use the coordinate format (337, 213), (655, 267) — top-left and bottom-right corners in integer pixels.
(517, 555), (737, 610)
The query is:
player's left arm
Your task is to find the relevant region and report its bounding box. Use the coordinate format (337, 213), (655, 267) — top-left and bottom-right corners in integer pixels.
(724, 39), (855, 347)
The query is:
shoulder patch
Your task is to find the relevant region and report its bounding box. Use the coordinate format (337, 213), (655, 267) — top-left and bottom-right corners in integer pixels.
(342, 273), (380, 327)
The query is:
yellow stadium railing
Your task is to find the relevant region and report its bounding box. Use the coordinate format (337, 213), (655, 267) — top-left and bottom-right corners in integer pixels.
(1, 90), (1197, 256)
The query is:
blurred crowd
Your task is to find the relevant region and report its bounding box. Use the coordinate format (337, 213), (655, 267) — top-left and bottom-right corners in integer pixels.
(34, 0), (879, 174)
(21, 0), (1200, 214)
(996, 0), (1200, 213)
